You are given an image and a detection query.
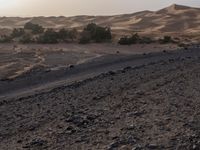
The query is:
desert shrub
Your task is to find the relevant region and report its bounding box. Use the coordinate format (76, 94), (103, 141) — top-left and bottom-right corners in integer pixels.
(118, 34), (140, 45)
(68, 28), (78, 41)
(0, 35), (12, 43)
(139, 37), (154, 44)
(79, 31), (91, 44)
(57, 28), (69, 41)
(57, 28), (78, 42)
(79, 23), (112, 43)
(159, 36), (174, 44)
(11, 28), (25, 38)
(19, 34), (33, 43)
(118, 36), (132, 45)
(37, 29), (58, 44)
(24, 22), (44, 34)
(94, 26), (112, 42)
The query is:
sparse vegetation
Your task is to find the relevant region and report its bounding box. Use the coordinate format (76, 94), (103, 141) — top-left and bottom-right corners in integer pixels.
(118, 34), (176, 45)
(118, 34), (140, 45)
(79, 23), (112, 44)
(57, 28), (78, 42)
(11, 28), (25, 38)
(0, 22), (178, 46)
(37, 29), (59, 44)
(139, 37), (154, 44)
(0, 35), (12, 43)
(159, 36), (174, 44)
(19, 34), (33, 43)
(24, 22), (44, 34)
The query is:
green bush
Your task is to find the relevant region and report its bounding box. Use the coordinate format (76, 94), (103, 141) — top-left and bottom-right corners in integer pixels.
(118, 36), (132, 45)
(68, 28), (78, 41)
(79, 31), (91, 44)
(139, 37), (154, 44)
(118, 34), (140, 45)
(57, 28), (69, 41)
(24, 22), (44, 34)
(11, 28), (25, 38)
(37, 29), (58, 44)
(57, 28), (78, 42)
(79, 23), (112, 43)
(159, 36), (174, 44)
(0, 35), (12, 43)
(19, 34), (33, 43)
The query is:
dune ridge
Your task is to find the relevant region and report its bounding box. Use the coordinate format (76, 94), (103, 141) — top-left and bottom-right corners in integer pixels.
(0, 4), (200, 37)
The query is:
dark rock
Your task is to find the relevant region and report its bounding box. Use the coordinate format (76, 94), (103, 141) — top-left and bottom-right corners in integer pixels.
(64, 126), (76, 134)
(17, 140), (22, 143)
(69, 65), (74, 68)
(107, 141), (119, 150)
(146, 144), (159, 149)
(163, 50), (167, 53)
(108, 71), (116, 75)
(132, 145), (143, 150)
(124, 66), (132, 70)
(23, 138), (47, 148)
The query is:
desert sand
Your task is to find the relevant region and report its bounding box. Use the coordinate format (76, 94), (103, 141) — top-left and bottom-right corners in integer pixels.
(1, 4), (200, 41)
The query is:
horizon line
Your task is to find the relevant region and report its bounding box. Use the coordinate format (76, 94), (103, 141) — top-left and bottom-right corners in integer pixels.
(0, 3), (198, 18)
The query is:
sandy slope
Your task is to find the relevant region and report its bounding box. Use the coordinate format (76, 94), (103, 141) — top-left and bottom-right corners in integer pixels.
(1, 48), (200, 149)
(0, 4), (200, 38)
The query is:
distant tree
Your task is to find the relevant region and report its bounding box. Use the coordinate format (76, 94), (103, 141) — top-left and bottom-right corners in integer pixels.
(57, 28), (78, 42)
(0, 35), (12, 43)
(68, 28), (78, 41)
(24, 22), (44, 34)
(11, 28), (25, 38)
(57, 28), (69, 41)
(79, 23), (112, 43)
(94, 26), (112, 42)
(37, 28), (58, 44)
(19, 34), (33, 43)
(79, 31), (91, 44)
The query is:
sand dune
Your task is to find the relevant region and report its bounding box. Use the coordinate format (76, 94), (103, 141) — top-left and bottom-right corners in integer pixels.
(0, 4), (200, 37)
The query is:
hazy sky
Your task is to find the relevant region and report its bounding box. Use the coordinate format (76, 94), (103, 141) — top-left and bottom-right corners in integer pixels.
(0, 0), (200, 17)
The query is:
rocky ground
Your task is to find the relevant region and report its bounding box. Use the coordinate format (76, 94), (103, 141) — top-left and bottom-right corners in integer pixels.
(1, 51), (200, 149)
(0, 43), (178, 80)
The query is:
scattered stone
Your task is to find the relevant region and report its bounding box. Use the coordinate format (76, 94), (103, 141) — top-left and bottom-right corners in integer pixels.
(146, 144), (159, 149)
(127, 111), (144, 117)
(163, 50), (167, 53)
(132, 145), (143, 150)
(107, 141), (119, 150)
(23, 138), (47, 149)
(17, 140), (22, 143)
(108, 71), (116, 75)
(64, 126), (76, 134)
(69, 65), (74, 68)
(124, 66), (132, 70)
